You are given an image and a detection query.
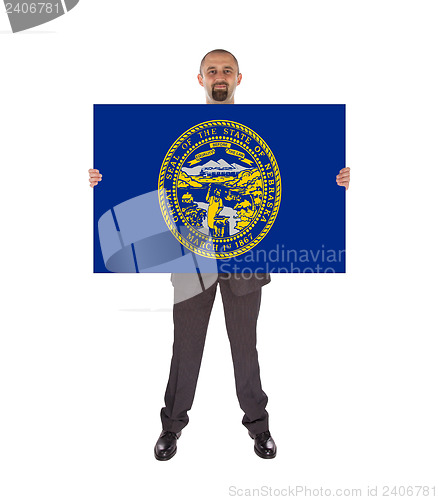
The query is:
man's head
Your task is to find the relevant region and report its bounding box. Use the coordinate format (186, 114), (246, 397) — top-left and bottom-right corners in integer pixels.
(198, 49), (242, 104)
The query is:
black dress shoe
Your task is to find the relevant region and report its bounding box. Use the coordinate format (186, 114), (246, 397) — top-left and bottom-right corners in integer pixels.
(154, 430), (182, 461)
(249, 430), (277, 459)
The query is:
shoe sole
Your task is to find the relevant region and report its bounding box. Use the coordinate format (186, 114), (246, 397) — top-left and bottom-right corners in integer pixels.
(154, 447), (177, 461)
(254, 445), (276, 459)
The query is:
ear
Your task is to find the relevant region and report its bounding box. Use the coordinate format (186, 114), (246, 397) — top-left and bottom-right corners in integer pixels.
(197, 74), (204, 87)
(237, 73), (242, 86)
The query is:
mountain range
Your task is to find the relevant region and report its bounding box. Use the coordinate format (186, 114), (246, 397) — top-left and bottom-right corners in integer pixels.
(182, 158), (250, 176)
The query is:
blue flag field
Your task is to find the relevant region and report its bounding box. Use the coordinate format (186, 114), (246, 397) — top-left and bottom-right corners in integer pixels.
(94, 104), (345, 274)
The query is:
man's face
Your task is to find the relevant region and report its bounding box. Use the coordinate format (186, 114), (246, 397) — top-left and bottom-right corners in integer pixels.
(198, 53), (242, 104)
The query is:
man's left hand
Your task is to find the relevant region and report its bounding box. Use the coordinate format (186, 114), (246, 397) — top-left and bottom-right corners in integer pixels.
(336, 167), (350, 190)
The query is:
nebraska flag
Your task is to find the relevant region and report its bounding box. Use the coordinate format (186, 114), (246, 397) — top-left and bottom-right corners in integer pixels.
(94, 104), (345, 273)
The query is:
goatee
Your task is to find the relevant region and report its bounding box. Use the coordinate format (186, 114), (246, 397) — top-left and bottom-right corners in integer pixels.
(212, 87), (228, 102)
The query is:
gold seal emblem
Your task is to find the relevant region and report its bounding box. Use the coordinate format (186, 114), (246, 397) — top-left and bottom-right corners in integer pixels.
(158, 120), (281, 259)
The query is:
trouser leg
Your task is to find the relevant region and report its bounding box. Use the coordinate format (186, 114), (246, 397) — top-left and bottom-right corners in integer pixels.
(219, 278), (269, 435)
(160, 280), (218, 433)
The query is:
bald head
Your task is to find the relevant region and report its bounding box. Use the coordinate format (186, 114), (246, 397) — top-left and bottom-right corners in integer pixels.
(199, 49), (240, 77)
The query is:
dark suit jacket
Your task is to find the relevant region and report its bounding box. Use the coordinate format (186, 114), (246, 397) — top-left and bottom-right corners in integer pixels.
(224, 273), (271, 295)
(171, 273), (270, 302)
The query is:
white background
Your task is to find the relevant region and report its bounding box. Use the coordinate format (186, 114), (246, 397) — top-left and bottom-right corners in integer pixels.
(1, 1), (438, 499)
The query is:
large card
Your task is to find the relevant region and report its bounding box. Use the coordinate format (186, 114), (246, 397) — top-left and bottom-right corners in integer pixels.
(94, 104), (345, 273)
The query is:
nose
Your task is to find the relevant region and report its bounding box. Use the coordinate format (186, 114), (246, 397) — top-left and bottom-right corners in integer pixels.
(215, 72), (229, 81)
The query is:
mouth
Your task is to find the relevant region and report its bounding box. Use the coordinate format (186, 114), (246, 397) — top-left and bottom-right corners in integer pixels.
(214, 84), (227, 90)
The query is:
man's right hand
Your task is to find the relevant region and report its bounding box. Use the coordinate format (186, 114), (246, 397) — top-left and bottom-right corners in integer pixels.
(89, 169), (102, 187)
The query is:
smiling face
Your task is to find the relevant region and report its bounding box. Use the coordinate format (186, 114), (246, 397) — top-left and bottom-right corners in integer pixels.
(197, 51), (242, 104)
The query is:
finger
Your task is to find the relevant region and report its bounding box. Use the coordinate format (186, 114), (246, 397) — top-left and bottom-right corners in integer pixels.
(90, 182), (98, 187)
(88, 169), (100, 173)
(337, 181), (349, 189)
(336, 173), (350, 180)
(339, 167), (350, 173)
(89, 174), (102, 180)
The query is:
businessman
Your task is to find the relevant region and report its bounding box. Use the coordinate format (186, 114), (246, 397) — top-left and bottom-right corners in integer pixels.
(89, 49), (351, 461)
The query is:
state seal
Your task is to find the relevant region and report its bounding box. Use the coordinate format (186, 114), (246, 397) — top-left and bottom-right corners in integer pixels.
(158, 120), (281, 259)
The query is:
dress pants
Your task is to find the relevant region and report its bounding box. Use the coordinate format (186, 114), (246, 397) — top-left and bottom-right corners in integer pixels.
(160, 275), (269, 435)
